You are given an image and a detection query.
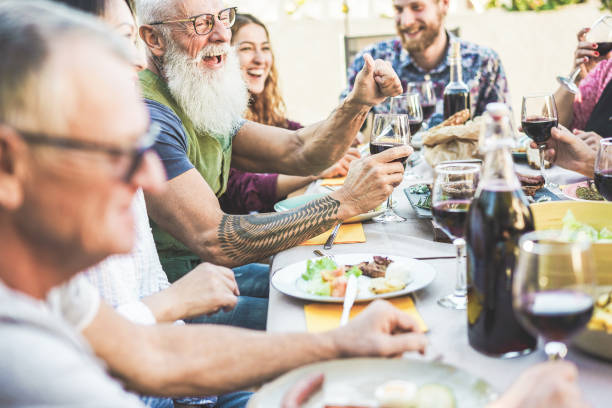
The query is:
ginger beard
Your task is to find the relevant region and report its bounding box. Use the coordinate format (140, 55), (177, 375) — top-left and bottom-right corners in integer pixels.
(163, 41), (248, 136)
(397, 9), (444, 53)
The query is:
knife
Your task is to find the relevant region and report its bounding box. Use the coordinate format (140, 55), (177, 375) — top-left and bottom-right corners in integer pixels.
(339, 274), (358, 326)
(324, 222), (342, 250)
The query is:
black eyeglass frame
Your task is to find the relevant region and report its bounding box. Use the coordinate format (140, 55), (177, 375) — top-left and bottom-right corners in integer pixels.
(17, 123), (160, 182)
(149, 7), (237, 36)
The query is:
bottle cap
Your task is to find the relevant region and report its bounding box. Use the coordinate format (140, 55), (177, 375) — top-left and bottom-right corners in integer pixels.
(479, 103), (515, 153)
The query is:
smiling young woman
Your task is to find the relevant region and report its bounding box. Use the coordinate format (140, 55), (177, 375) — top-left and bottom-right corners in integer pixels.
(231, 13), (295, 129)
(219, 13), (359, 215)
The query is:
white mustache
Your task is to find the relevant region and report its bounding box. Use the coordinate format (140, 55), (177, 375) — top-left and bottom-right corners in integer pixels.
(197, 44), (231, 59)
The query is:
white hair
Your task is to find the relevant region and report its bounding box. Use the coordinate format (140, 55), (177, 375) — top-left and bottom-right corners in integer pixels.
(134, 0), (176, 24)
(163, 42), (248, 137)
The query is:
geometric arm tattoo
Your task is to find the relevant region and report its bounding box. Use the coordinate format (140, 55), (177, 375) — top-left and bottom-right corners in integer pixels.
(218, 195), (340, 265)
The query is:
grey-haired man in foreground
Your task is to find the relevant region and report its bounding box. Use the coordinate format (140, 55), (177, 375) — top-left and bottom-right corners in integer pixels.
(0, 2), (427, 406)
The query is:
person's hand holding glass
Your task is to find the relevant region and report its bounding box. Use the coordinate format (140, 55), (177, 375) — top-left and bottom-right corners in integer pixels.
(557, 16), (612, 94)
(369, 113), (410, 223)
(432, 163), (480, 309)
(558, 16), (612, 94)
(513, 231), (596, 360)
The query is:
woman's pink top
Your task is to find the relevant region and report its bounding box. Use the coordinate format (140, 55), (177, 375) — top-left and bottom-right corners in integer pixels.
(573, 58), (612, 130)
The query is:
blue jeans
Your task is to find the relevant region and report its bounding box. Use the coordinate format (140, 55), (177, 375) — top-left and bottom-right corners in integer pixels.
(141, 391), (251, 408)
(187, 263), (269, 330)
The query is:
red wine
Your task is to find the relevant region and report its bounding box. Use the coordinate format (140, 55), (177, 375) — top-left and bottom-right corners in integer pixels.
(370, 142), (407, 165)
(518, 291), (593, 342)
(594, 169), (612, 201)
(422, 104), (435, 120)
(597, 42), (612, 56)
(466, 186), (537, 357)
(432, 200), (470, 239)
(443, 90), (470, 119)
(409, 120), (423, 135)
(521, 117), (557, 145)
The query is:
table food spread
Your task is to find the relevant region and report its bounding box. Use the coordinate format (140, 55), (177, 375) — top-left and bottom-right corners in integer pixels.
(261, 105), (611, 407)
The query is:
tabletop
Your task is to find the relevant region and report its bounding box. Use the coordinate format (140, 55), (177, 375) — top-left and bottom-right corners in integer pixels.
(267, 161), (612, 407)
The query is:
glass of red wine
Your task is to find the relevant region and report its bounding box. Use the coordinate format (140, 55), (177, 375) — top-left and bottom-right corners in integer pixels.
(370, 113), (410, 223)
(557, 16), (612, 94)
(595, 137), (612, 201)
(389, 92), (423, 135)
(406, 80), (437, 125)
(389, 93), (422, 178)
(521, 94), (558, 189)
(432, 163), (480, 309)
(513, 230), (595, 360)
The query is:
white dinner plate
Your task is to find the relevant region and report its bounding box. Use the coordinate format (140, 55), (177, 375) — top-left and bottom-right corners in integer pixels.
(247, 358), (498, 408)
(271, 253), (437, 303)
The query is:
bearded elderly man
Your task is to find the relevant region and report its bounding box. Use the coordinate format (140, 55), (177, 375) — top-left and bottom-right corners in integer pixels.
(135, 0), (410, 299)
(341, 0), (510, 122)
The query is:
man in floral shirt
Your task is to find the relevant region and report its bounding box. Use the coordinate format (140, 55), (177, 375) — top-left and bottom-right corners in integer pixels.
(341, 0), (510, 125)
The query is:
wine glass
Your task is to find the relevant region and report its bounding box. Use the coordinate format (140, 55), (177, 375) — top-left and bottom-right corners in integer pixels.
(558, 16), (612, 94)
(389, 92), (423, 133)
(390, 93), (422, 177)
(406, 79), (437, 124)
(521, 94), (558, 189)
(432, 163), (480, 309)
(513, 230), (596, 360)
(369, 113), (410, 223)
(595, 137), (612, 201)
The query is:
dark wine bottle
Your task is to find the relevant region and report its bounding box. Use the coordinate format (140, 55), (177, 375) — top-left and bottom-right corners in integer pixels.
(443, 41), (471, 119)
(465, 103), (537, 358)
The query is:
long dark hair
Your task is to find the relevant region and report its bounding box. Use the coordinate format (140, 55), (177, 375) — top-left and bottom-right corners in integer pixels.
(231, 13), (288, 128)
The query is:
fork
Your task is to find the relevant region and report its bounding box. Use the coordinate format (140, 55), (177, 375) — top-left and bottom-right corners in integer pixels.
(323, 222), (342, 250)
(313, 249), (337, 264)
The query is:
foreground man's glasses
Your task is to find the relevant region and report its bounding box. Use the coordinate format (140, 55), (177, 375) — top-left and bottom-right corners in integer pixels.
(150, 7), (237, 36)
(17, 123), (159, 182)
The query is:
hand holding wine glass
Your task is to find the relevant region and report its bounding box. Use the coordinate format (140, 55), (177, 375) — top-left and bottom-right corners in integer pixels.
(432, 163), (480, 309)
(513, 230), (596, 360)
(558, 16), (612, 93)
(369, 113), (410, 223)
(594, 137), (612, 200)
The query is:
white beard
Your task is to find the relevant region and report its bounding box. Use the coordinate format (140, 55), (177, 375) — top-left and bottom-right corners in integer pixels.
(163, 42), (248, 137)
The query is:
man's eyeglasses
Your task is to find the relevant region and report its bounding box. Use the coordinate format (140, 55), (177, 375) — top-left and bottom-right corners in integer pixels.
(18, 123), (160, 183)
(150, 7), (237, 36)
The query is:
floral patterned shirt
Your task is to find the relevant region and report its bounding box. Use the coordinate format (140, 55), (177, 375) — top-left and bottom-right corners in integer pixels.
(340, 32), (510, 125)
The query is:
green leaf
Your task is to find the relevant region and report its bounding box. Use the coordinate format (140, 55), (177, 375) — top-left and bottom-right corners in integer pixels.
(303, 258), (338, 280)
(345, 265), (362, 278)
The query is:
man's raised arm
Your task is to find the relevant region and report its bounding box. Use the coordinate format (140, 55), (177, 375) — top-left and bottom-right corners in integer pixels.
(231, 55), (403, 176)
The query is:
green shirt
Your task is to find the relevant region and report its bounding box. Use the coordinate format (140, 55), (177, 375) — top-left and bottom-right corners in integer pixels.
(139, 69), (235, 281)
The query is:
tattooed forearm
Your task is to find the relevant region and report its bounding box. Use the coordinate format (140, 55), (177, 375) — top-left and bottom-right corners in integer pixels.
(218, 196), (340, 265)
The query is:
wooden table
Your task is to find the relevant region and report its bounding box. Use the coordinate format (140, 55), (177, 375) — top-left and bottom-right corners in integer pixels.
(267, 168), (612, 407)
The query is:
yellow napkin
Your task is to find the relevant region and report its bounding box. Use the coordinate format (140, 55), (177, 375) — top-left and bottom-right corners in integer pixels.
(304, 296), (428, 333)
(320, 176), (346, 186)
(300, 223), (365, 246)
